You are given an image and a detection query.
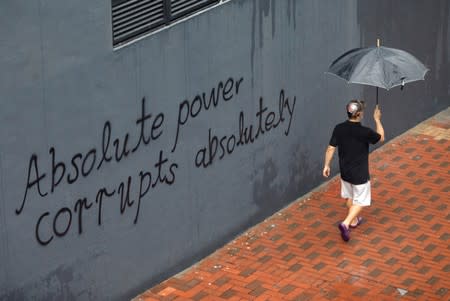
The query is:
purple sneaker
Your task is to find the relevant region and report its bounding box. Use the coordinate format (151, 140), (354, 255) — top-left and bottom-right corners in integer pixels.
(338, 223), (350, 242)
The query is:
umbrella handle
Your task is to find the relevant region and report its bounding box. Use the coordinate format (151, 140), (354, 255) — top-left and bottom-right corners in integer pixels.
(376, 87), (379, 105)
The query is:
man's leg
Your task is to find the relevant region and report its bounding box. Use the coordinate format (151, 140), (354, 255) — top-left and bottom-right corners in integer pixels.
(338, 204), (363, 241)
(343, 205), (363, 227)
(346, 198), (352, 208)
(338, 181), (370, 241)
(346, 198), (361, 226)
(344, 181), (371, 229)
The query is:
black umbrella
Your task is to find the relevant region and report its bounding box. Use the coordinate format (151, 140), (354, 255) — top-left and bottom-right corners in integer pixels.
(327, 39), (429, 105)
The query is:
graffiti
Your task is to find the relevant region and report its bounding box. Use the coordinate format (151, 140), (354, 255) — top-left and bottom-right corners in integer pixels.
(171, 77), (244, 153)
(34, 151), (177, 246)
(15, 75), (297, 246)
(195, 90), (296, 168)
(16, 97), (165, 215)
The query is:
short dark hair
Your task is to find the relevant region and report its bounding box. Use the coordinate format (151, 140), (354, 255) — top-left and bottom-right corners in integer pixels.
(346, 99), (365, 119)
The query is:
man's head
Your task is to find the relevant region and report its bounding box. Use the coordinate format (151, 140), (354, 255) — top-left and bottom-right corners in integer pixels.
(346, 99), (365, 120)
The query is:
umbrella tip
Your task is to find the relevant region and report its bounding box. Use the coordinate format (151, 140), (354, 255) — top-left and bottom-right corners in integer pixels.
(376, 38), (381, 47)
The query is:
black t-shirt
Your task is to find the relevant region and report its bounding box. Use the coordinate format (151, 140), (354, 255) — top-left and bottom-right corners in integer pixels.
(329, 120), (381, 185)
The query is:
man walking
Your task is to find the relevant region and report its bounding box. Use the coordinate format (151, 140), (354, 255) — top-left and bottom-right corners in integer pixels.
(323, 100), (385, 241)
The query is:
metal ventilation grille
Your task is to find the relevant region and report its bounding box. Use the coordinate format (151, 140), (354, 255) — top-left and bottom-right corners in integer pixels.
(112, 0), (165, 46)
(170, 0), (218, 20)
(112, 0), (220, 47)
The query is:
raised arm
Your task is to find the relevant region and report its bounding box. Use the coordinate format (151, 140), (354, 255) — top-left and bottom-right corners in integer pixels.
(374, 105), (385, 143)
(323, 145), (336, 178)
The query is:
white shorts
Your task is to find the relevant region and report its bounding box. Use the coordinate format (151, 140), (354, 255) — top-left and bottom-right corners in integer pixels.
(341, 180), (371, 206)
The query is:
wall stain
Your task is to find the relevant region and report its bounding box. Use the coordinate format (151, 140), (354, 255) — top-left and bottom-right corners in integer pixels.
(0, 153), (10, 290)
(251, 0), (256, 86)
(253, 158), (280, 214)
(287, 0), (291, 25)
(286, 0), (297, 29)
(259, 0), (270, 49)
(271, 0), (276, 38)
(252, 144), (322, 220)
(292, 0), (297, 30)
(1, 251), (104, 301)
(251, 0), (278, 86)
(3, 265), (75, 301)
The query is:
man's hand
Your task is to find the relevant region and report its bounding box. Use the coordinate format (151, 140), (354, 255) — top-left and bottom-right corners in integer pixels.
(373, 105), (382, 121)
(323, 145), (336, 178)
(323, 165), (331, 178)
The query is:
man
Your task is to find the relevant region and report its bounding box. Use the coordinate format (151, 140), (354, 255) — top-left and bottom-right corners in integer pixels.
(323, 100), (385, 242)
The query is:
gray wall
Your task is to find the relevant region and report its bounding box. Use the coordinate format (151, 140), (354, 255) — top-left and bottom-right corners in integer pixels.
(0, 0), (448, 300)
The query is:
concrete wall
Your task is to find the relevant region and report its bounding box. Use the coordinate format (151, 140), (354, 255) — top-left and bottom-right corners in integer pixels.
(0, 0), (448, 300)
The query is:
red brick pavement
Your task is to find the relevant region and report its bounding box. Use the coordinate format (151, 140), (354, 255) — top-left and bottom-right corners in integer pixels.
(134, 108), (450, 301)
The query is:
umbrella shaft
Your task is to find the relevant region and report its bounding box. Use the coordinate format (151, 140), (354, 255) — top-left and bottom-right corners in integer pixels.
(376, 87), (379, 105)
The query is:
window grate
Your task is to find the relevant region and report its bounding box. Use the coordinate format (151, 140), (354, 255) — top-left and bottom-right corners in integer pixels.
(112, 0), (165, 46)
(170, 0), (217, 20)
(112, 0), (220, 47)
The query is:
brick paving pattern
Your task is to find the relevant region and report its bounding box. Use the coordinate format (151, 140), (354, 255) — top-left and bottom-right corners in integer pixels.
(134, 108), (450, 301)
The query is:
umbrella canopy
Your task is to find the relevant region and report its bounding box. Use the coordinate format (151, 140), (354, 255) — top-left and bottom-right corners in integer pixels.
(327, 45), (429, 91)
